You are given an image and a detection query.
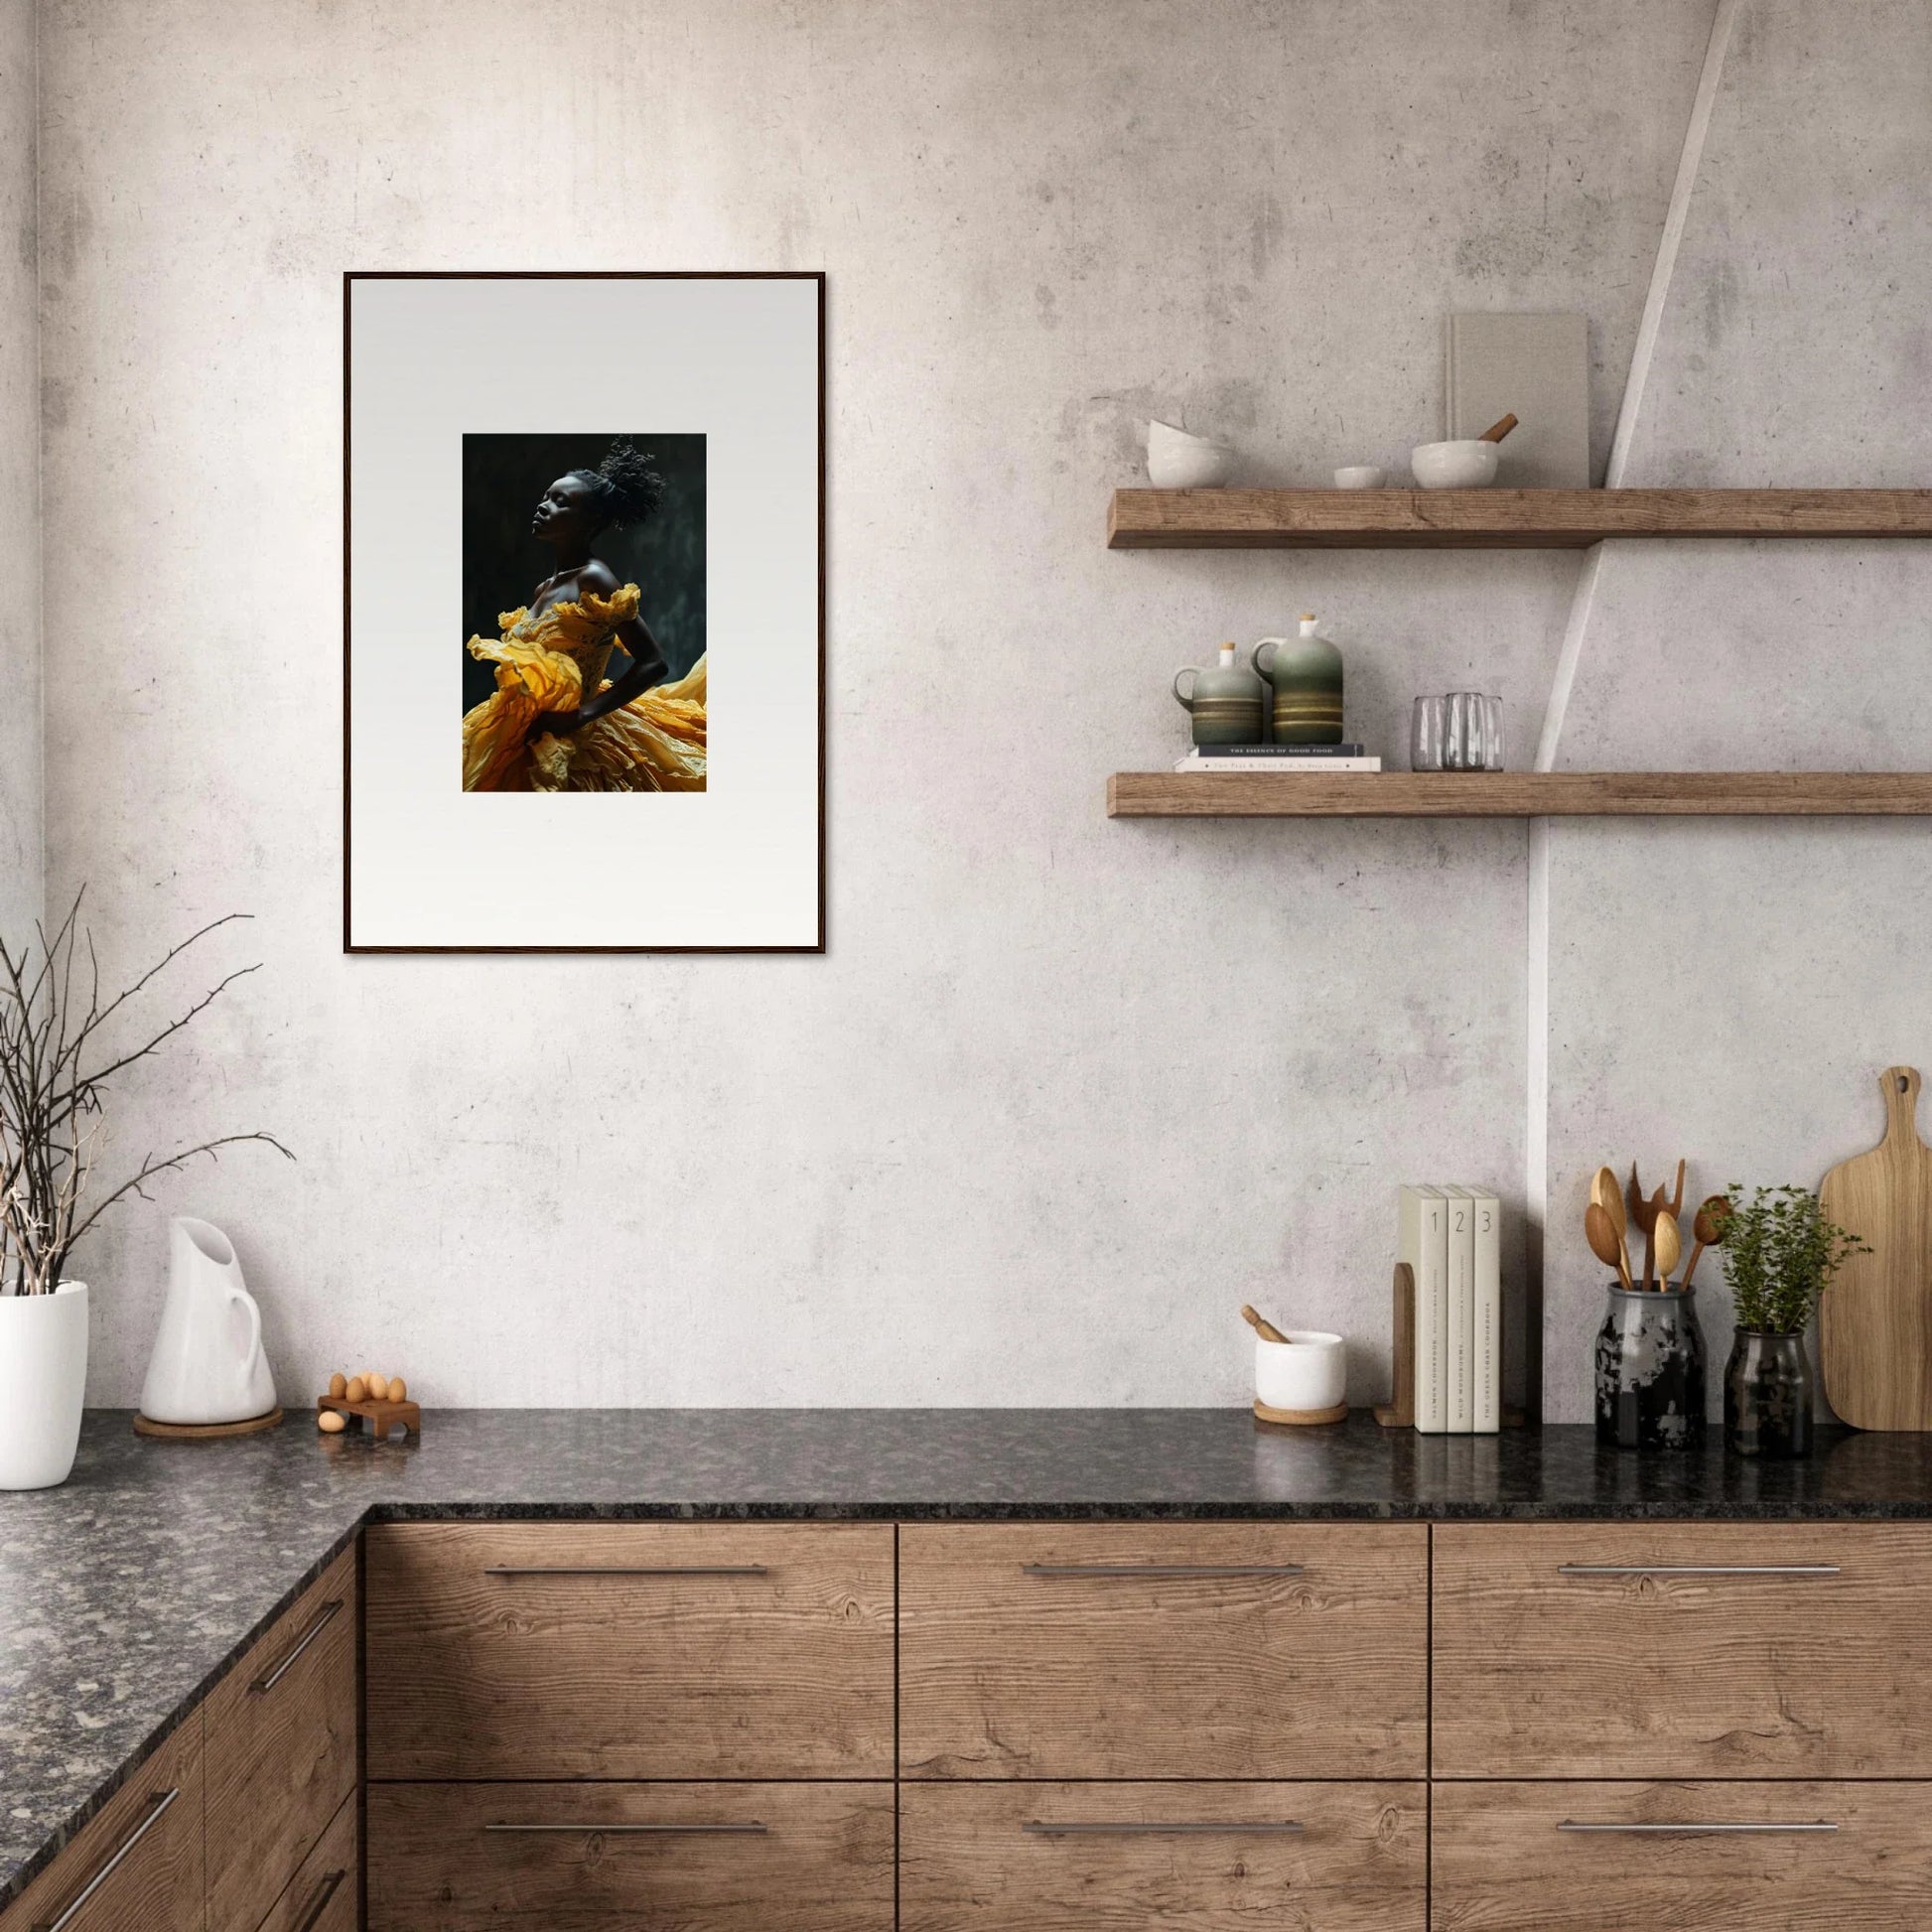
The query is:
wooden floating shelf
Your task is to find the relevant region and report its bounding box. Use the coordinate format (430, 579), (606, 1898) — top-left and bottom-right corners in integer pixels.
(1106, 487), (1932, 549)
(1107, 771), (1932, 818)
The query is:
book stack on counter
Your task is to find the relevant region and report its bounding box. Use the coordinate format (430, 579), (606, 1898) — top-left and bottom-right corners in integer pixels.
(1398, 1184), (1500, 1434)
(1175, 744), (1381, 772)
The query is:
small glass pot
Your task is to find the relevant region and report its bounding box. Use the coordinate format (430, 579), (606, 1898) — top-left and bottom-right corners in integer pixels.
(1594, 1283), (1707, 1451)
(1724, 1329), (1815, 1458)
(1411, 696), (1447, 770)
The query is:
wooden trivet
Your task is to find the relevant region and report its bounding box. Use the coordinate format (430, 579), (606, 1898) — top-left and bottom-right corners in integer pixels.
(134, 1407), (283, 1441)
(318, 1395), (421, 1438)
(1253, 1398), (1350, 1428)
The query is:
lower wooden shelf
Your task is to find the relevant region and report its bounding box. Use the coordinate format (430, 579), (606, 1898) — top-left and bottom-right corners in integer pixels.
(1107, 771), (1932, 818)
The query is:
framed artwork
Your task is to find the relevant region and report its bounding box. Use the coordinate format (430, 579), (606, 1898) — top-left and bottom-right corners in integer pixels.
(344, 271), (824, 951)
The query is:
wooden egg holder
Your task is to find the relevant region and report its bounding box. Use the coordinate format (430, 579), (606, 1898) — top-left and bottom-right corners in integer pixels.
(317, 1394), (422, 1439)
(1374, 1261), (1526, 1430)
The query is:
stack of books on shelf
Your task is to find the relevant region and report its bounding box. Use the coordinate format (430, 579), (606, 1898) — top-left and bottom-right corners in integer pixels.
(1175, 744), (1381, 772)
(1398, 1183), (1500, 1435)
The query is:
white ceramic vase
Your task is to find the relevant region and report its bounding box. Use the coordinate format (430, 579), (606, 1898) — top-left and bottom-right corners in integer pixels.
(139, 1218), (277, 1426)
(0, 1281), (89, 1489)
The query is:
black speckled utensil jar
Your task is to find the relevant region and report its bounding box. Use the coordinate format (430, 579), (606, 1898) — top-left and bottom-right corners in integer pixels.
(1725, 1329), (1815, 1458)
(1594, 1283), (1707, 1450)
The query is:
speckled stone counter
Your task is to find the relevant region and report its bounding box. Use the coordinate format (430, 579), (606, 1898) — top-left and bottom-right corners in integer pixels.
(8, 1406), (1932, 1905)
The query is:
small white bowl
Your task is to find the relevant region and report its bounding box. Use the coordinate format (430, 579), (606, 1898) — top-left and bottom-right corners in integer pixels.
(1148, 420), (1236, 488)
(1333, 465), (1385, 489)
(1254, 1330), (1346, 1413)
(1411, 440), (1499, 489)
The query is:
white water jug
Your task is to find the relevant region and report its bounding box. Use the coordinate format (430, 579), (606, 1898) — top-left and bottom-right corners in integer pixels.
(139, 1218), (277, 1425)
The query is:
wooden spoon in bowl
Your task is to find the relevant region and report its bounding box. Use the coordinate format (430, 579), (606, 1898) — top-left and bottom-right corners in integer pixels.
(1586, 1202), (1634, 1290)
(1478, 412), (1519, 444)
(1241, 1304), (1291, 1344)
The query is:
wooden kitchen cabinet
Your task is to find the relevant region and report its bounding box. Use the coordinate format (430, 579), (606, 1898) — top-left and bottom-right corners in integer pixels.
(252, 1790), (356, 1932)
(1431, 1779), (1932, 1930)
(366, 1780), (895, 1930)
(0, 1716), (204, 1932)
(901, 1780), (1427, 1931)
(204, 1543), (359, 1932)
(1432, 1522), (1932, 1777)
(365, 1521), (895, 1779)
(899, 1522), (1428, 1777)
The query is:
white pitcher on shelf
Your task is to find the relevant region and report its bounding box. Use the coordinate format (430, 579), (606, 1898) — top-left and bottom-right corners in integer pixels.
(139, 1218), (277, 1426)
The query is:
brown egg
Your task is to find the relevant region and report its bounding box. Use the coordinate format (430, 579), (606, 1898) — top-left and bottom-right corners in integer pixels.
(386, 1376), (407, 1403)
(328, 1372), (347, 1399)
(345, 1375), (367, 1404)
(365, 1373), (389, 1401)
(318, 1410), (347, 1434)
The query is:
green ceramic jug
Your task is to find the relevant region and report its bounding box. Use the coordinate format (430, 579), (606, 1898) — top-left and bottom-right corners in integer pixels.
(1173, 643), (1265, 747)
(1250, 615), (1344, 745)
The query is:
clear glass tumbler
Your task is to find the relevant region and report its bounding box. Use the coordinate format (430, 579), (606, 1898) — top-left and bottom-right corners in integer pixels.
(1411, 696), (1447, 771)
(1445, 691), (1486, 770)
(1483, 694), (1505, 771)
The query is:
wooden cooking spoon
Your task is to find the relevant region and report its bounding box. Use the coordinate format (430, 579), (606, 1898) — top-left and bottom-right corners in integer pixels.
(1681, 1194), (1731, 1289)
(1590, 1168), (1633, 1280)
(1653, 1209), (1683, 1289)
(1241, 1304), (1291, 1344)
(1586, 1201), (1634, 1290)
(1627, 1164), (1661, 1234)
(1478, 412), (1518, 444)
(1669, 1159), (1687, 1218)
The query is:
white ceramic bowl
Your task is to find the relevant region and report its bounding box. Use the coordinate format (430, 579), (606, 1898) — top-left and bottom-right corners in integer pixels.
(1410, 440), (1499, 489)
(1254, 1330), (1346, 1413)
(1147, 420), (1236, 488)
(1332, 465), (1385, 489)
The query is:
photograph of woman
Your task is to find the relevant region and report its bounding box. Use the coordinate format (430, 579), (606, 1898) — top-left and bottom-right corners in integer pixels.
(461, 436), (707, 792)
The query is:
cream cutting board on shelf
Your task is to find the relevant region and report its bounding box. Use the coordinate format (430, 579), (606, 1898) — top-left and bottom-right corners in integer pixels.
(1820, 1066), (1932, 1431)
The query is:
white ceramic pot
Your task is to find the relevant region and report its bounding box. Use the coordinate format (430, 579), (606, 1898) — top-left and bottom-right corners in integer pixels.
(0, 1282), (89, 1489)
(1332, 465), (1386, 489)
(1410, 440), (1499, 489)
(1147, 420), (1236, 488)
(140, 1218), (277, 1426)
(1254, 1329), (1346, 1413)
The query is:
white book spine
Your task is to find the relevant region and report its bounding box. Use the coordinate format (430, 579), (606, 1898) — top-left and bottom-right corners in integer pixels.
(1401, 1185), (1449, 1434)
(1472, 1189), (1501, 1433)
(1445, 1187), (1475, 1433)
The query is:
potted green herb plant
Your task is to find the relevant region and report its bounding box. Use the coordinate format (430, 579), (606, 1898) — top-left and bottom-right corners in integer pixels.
(1716, 1184), (1868, 1458)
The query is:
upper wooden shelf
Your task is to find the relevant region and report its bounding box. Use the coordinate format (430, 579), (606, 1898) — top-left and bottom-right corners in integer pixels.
(1106, 487), (1932, 549)
(1107, 771), (1932, 818)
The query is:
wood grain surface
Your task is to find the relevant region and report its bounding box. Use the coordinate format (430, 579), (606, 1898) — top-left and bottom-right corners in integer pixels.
(367, 1781), (894, 1931)
(1433, 1522), (1932, 1776)
(1432, 1781), (1932, 1931)
(255, 1788), (356, 1932)
(365, 1522), (895, 1779)
(0, 1715), (204, 1932)
(1107, 486), (1932, 548)
(900, 1781), (1426, 1931)
(204, 1543), (359, 1932)
(1820, 1065), (1932, 1430)
(899, 1523), (1427, 1778)
(1106, 770), (1932, 818)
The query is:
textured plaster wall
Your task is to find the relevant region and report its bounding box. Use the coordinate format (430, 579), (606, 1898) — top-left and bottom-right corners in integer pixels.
(0, 0), (37, 939)
(1540, 0), (1932, 1419)
(36, 0), (1879, 1416)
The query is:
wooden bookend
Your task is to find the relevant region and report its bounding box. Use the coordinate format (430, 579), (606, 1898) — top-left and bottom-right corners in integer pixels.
(1374, 1262), (1416, 1428)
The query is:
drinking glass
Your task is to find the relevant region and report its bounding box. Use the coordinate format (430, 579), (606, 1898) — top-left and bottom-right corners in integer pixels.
(1410, 697), (1446, 771)
(1445, 691), (1486, 771)
(1483, 694), (1505, 771)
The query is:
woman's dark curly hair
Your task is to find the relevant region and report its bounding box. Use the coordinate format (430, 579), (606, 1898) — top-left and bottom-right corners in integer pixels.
(570, 437), (665, 532)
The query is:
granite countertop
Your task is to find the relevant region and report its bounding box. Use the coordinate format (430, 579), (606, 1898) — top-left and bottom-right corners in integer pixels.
(9, 1406), (1932, 1904)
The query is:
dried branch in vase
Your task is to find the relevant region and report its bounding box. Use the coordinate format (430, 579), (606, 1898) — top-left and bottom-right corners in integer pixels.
(0, 890), (293, 1295)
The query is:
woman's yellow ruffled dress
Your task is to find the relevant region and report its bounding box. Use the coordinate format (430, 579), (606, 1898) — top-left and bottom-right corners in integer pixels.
(462, 583), (706, 792)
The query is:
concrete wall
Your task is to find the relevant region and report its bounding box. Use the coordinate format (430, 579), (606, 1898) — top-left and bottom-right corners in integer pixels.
(28, 0), (1922, 1416)
(0, 0), (37, 941)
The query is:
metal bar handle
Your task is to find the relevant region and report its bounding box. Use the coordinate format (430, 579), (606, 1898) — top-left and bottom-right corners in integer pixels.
(483, 1566), (770, 1578)
(1024, 1820), (1304, 1837)
(250, 1599), (344, 1695)
(1021, 1564), (1306, 1579)
(483, 1821), (767, 1835)
(32, 1788), (181, 1932)
(1557, 1565), (1841, 1578)
(291, 1866), (347, 1932)
(1559, 1821), (1838, 1835)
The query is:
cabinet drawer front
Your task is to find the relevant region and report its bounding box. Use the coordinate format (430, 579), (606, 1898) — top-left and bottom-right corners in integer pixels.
(1433, 1523), (1932, 1776)
(367, 1781), (894, 1931)
(365, 1522), (894, 1778)
(256, 1788), (356, 1932)
(205, 1542), (359, 1932)
(901, 1781), (1426, 1931)
(0, 1715), (203, 1932)
(899, 1523), (1427, 1777)
(1432, 1781), (1932, 1931)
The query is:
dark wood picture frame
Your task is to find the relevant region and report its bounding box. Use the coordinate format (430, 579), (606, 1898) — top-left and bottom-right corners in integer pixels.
(343, 269), (826, 954)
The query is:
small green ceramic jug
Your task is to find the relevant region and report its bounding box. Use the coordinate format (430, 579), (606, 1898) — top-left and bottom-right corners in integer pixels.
(1173, 642), (1266, 746)
(1251, 615), (1344, 744)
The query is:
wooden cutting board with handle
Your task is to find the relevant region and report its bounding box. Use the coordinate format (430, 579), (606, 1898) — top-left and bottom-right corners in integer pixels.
(1820, 1065), (1932, 1431)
